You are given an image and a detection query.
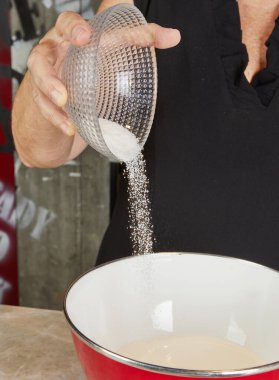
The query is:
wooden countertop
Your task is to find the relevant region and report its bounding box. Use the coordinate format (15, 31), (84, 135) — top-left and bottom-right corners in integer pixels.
(0, 305), (85, 379)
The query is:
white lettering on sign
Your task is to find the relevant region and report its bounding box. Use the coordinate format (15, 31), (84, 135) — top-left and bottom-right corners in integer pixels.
(0, 277), (12, 303)
(16, 192), (57, 240)
(8, 209), (16, 227)
(30, 207), (56, 240)
(17, 196), (36, 229)
(0, 231), (10, 261)
(0, 185), (15, 225)
(0, 180), (57, 240)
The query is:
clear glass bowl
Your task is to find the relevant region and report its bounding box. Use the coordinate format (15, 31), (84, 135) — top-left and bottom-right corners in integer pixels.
(62, 4), (157, 161)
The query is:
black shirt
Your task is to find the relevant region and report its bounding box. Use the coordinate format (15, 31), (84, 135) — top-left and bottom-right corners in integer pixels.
(97, 0), (279, 270)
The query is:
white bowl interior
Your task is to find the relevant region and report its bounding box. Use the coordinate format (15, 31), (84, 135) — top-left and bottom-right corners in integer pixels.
(65, 253), (279, 366)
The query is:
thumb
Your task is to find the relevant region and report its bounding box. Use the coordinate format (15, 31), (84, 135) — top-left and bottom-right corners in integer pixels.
(147, 23), (181, 49)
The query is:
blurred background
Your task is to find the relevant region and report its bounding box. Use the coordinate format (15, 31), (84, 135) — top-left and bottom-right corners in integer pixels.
(0, 0), (119, 310)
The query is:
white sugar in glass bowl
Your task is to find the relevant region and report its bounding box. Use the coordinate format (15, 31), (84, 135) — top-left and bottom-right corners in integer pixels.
(62, 4), (157, 161)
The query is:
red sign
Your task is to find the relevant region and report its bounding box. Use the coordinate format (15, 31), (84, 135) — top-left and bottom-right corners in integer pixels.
(0, 0), (19, 305)
(0, 154), (18, 305)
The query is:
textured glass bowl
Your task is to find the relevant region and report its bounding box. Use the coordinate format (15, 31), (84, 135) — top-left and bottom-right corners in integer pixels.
(62, 4), (157, 161)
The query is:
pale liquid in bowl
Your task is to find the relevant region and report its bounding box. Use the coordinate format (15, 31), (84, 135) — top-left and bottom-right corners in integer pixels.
(119, 335), (264, 370)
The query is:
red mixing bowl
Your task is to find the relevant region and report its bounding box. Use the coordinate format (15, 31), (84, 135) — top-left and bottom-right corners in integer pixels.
(64, 253), (279, 379)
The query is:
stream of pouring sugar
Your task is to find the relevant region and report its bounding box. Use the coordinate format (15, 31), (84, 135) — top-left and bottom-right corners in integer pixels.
(124, 153), (154, 255)
(99, 118), (154, 255)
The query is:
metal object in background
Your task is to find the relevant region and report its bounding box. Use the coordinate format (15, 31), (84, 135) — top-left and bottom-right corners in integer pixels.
(0, 0), (19, 305)
(13, 0), (39, 40)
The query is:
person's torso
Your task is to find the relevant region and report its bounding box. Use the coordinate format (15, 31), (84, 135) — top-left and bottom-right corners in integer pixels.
(98, 0), (279, 270)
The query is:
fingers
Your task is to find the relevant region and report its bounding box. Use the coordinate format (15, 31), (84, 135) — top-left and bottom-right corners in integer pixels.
(125, 23), (181, 49)
(52, 12), (180, 50)
(27, 46), (67, 107)
(27, 11), (92, 111)
(100, 23), (181, 50)
(147, 23), (181, 49)
(54, 11), (92, 46)
(32, 87), (75, 136)
(26, 11), (92, 138)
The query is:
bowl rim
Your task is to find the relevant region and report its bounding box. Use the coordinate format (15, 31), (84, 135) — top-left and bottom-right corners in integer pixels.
(63, 252), (279, 378)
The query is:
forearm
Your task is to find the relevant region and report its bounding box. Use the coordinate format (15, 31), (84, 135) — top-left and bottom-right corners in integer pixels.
(12, 4), (134, 169)
(11, 13), (93, 169)
(12, 72), (75, 168)
(98, 0), (133, 13)
(12, 7), (180, 169)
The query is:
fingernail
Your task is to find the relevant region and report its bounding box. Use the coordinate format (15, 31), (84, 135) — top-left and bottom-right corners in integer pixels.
(51, 89), (64, 106)
(61, 122), (75, 136)
(72, 26), (88, 41)
(169, 28), (181, 37)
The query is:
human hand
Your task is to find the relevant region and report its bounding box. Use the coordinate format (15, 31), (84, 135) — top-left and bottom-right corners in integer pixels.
(26, 12), (92, 136)
(27, 11), (181, 137)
